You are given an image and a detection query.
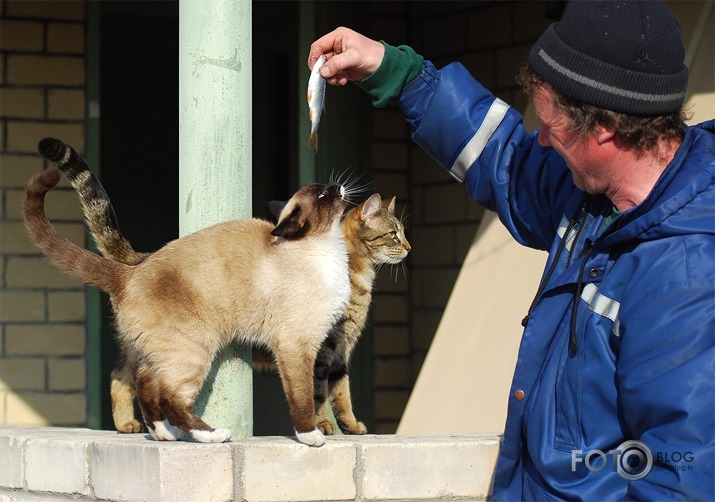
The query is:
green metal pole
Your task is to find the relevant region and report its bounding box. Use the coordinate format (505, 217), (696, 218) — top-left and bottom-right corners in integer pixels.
(179, 0), (252, 439)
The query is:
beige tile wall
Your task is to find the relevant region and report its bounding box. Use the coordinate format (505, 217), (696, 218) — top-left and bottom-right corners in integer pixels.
(0, 0), (87, 426)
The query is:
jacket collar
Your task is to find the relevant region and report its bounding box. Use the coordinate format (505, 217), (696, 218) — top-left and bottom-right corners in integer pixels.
(598, 123), (715, 247)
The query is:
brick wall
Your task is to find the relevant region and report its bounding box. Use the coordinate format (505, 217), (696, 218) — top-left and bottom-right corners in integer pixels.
(367, 1), (554, 433)
(0, 0), (87, 426)
(0, 0), (554, 433)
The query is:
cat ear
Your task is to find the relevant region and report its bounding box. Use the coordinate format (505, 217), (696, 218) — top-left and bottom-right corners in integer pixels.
(361, 194), (383, 220)
(388, 196), (397, 214)
(271, 206), (309, 239)
(267, 200), (287, 223)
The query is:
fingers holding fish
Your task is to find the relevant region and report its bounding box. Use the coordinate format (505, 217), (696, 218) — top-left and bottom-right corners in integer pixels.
(308, 26), (385, 85)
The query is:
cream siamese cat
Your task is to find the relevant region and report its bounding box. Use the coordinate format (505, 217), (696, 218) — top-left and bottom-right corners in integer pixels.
(22, 137), (351, 446)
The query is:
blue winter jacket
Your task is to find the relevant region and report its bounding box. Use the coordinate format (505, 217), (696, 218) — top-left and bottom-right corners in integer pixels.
(396, 61), (715, 500)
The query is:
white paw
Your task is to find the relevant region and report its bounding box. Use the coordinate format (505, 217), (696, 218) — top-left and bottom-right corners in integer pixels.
(190, 428), (232, 443)
(151, 419), (184, 441)
(295, 428), (325, 447)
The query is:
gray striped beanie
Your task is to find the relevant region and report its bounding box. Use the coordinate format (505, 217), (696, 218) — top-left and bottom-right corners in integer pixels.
(529, 0), (688, 116)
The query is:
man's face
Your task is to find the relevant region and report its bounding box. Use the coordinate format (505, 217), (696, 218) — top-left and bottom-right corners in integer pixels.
(532, 84), (607, 194)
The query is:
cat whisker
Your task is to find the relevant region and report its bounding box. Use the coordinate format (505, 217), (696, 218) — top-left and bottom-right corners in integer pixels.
(333, 169), (374, 197)
(400, 261), (409, 282)
(379, 261), (408, 283)
(329, 171), (374, 209)
(393, 263), (405, 283)
(331, 168), (353, 188)
(331, 168), (351, 186)
(329, 169), (346, 186)
(349, 184), (375, 198)
(399, 206), (411, 225)
(344, 181), (374, 199)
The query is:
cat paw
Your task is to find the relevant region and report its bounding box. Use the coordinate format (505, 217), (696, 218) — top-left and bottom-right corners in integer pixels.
(117, 419), (144, 433)
(339, 420), (368, 435)
(190, 428), (232, 443)
(351, 421), (368, 435)
(150, 419), (184, 441)
(317, 420), (336, 435)
(295, 428), (326, 447)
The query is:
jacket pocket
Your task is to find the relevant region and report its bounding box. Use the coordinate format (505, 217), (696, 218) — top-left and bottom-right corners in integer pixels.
(554, 285), (620, 452)
(553, 317), (585, 452)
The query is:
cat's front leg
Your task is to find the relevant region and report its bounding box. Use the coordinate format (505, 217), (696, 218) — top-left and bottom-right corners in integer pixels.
(324, 343), (367, 435)
(329, 372), (367, 435)
(315, 399), (335, 435)
(314, 338), (337, 435)
(274, 345), (325, 447)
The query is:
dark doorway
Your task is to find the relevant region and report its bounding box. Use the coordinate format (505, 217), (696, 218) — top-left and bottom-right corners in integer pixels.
(96, 0), (180, 430)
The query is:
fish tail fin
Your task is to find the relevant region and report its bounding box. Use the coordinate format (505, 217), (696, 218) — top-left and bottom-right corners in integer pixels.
(307, 132), (319, 153)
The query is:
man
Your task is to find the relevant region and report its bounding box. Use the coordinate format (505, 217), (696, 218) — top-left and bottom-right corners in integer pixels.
(309, 1), (714, 500)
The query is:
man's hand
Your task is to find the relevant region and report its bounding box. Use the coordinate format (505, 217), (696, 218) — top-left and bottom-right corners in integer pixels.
(308, 27), (385, 86)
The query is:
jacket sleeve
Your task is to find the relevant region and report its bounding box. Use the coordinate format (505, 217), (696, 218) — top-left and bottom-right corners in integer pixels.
(617, 269), (715, 500)
(397, 60), (579, 251)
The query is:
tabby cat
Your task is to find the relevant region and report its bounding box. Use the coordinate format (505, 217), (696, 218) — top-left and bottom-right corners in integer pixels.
(22, 137), (352, 446)
(257, 193), (411, 435)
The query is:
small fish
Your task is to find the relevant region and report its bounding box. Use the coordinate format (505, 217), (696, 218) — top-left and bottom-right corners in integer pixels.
(307, 55), (327, 153)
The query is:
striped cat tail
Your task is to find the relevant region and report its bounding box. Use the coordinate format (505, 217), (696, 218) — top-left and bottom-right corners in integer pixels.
(37, 137), (148, 265)
(22, 165), (126, 295)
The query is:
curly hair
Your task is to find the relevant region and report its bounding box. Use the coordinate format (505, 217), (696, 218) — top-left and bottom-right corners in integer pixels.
(517, 63), (689, 155)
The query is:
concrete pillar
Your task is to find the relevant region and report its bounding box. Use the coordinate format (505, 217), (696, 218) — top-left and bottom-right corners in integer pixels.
(178, 0), (252, 438)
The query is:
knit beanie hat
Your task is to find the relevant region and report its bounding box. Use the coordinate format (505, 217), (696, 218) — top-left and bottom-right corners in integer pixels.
(529, 0), (688, 115)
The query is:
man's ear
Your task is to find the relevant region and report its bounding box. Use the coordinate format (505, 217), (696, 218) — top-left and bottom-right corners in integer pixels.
(271, 206), (309, 239)
(595, 125), (617, 146)
(267, 200), (286, 223)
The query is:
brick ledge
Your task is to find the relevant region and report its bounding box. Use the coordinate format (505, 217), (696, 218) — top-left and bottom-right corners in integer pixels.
(0, 427), (499, 501)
